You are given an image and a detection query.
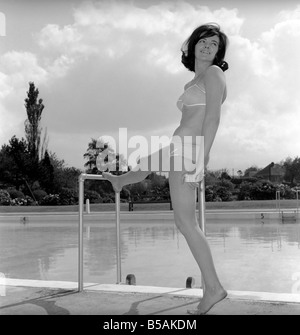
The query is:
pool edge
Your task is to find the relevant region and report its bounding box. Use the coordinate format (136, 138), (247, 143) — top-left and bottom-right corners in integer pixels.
(3, 278), (300, 304)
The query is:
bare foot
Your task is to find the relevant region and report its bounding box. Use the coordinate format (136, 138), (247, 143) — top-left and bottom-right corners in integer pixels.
(187, 288), (227, 315)
(102, 172), (123, 193)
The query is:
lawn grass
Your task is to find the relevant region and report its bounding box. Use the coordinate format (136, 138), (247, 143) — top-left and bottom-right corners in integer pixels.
(0, 199), (299, 213)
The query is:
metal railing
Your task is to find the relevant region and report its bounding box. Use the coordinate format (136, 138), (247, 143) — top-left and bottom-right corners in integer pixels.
(78, 173), (121, 291)
(78, 173), (206, 292)
(276, 190), (281, 213)
(198, 179), (206, 234)
(296, 190), (300, 214)
(276, 189), (300, 222)
(198, 179), (206, 291)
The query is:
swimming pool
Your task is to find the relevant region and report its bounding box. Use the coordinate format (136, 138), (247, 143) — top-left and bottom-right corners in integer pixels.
(1, 218), (300, 294)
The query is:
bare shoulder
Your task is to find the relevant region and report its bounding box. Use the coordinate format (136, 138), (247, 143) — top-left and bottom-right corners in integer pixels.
(204, 65), (225, 82)
(204, 66), (226, 95)
(204, 65), (227, 102)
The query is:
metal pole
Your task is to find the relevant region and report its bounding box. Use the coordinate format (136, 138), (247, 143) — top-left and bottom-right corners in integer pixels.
(198, 179), (206, 234)
(78, 175), (84, 292)
(115, 192), (121, 284)
(198, 178), (206, 293)
(276, 190), (281, 213)
(77, 173), (121, 291)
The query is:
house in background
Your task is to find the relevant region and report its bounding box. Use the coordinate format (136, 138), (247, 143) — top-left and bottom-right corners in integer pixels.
(254, 162), (285, 183)
(244, 170), (258, 178)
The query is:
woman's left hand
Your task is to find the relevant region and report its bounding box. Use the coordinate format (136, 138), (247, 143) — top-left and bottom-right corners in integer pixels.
(181, 173), (200, 189)
(186, 182), (199, 189)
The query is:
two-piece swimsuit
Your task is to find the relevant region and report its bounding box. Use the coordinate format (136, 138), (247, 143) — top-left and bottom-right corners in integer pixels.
(170, 81), (206, 182)
(131, 81), (206, 182)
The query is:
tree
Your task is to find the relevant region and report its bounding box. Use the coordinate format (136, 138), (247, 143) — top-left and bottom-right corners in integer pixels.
(40, 127), (49, 162)
(204, 170), (219, 186)
(48, 152), (81, 192)
(84, 138), (110, 174)
(24, 82), (45, 163)
(38, 150), (54, 193)
(0, 143), (14, 186)
(220, 170), (231, 180)
(0, 136), (31, 189)
(83, 137), (127, 175)
(146, 172), (170, 200)
(244, 165), (260, 177)
(283, 156), (300, 186)
(0, 83), (49, 193)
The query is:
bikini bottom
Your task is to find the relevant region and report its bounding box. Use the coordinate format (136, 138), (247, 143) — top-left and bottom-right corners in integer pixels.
(131, 136), (204, 182)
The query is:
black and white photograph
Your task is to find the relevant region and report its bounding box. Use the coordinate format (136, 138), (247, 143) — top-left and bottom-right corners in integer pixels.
(0, 0), (300, 321)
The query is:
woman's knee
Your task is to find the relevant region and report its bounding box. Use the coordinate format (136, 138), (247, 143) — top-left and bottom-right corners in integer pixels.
(173, 211), (197, 236)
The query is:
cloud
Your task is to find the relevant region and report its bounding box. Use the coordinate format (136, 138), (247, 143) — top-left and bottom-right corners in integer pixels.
(0, 51), (48, 87)
(218, 6), (300, 169)
(1, 1), (300, 171)
(31, 1), (244, 136)
(0, 51), (49, 142)
(35, 1), (244, 71)
(72, 1), (242, 36)
(37, 24), (82, 50)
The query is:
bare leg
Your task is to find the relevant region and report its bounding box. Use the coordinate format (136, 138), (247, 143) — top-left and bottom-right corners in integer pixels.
(169, 170), (227, 315)
(102, 147), (166, 191)
(102, 169), (150, 192)
(103, 146), (227, 314)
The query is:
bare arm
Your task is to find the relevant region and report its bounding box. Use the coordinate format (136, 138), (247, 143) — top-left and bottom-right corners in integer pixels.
(202, 66), (226, 165)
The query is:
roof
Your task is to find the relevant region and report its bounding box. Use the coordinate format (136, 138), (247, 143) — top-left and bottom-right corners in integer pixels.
(254, 162), (285, 177)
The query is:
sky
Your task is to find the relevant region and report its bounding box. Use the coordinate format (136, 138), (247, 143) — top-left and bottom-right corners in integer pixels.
(0, 0), (300, 175)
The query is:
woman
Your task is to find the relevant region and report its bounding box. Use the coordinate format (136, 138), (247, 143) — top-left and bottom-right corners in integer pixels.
(103, 23), (229, 315)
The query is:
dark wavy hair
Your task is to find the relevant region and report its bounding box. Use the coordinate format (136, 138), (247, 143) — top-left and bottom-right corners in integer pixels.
(181, 23), (229, 72)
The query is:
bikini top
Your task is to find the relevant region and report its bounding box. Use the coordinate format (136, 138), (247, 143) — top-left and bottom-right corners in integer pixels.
(176, 82), (206, 112)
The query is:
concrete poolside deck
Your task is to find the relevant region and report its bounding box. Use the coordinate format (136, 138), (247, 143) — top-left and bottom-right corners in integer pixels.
(1, 210), (300, 316)
(1, 279), (300, 315)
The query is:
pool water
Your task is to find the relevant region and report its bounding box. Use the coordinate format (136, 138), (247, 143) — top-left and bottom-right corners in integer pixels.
(1, 219), (300, 294)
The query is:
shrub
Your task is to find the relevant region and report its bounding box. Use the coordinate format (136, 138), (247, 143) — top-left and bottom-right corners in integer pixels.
(243, 177), (259, 183)
(120, 187), (131, 201)
(33, 189), (48, 202)
(231, 178), (243, 186)
(0, 189), (11, 205)
(217, 179), (235, 191)
(9, 195), (35, 206)
(31, 181), (41, 191)
(127, 181), (148, 199)
(205, 185), (216, 202)
(102, 195), (114, 203)
(25, 195), (36, 206)
(10, 197), (26, 206)
(215, 186), (233, 202)
(40, 194), (60, 206)
(250, 181), (276, 200)
(7, 188), (25, 199)
(59, 187), (78, 205)
(205, 185), (233, 202)
(292, 186), (300, 193)
(84, 190), (102, 204)
(277, 184), (296, 199)
(238, 181), (253, 200)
